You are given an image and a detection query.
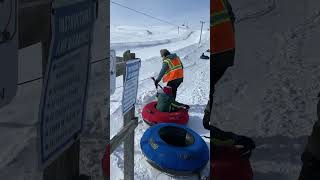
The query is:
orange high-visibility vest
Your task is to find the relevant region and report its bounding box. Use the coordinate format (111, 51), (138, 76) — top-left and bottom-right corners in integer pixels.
(162, 56), (184, 83)
(211, 0), (235, 54)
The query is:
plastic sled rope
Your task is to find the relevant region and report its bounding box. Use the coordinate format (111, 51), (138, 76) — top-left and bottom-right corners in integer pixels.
(142, 101), (189, 125)
(211, 146), (253, 180)
(140, 123), (209, 176)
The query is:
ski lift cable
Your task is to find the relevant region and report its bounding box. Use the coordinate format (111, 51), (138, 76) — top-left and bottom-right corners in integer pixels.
(17, 57), (108, 86)
(111, 1), (190, 30)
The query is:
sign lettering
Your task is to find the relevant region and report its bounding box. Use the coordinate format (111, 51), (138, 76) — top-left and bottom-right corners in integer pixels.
(122, 59), (141, 114)
(39, 0), (95, 168)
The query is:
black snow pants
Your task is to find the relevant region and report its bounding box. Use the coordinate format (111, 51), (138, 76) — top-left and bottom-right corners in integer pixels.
(203, 49), (235, 130)
(167, 78), (183, 100)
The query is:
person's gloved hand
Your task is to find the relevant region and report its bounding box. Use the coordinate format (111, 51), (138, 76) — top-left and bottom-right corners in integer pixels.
(234, 135), (255, 159)
(184, 105), (190, 111)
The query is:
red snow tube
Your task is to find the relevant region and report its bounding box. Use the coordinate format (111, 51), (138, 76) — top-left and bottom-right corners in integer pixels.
(142, 101), (189, 125)
(211, 146), (253, 180)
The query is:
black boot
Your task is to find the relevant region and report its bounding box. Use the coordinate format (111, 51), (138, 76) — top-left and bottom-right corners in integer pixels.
(234, 135), (256, 159)
(203, 97), (213, 130)
(203, 109), (211, 130)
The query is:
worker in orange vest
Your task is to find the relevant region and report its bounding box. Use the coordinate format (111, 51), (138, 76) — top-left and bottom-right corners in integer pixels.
(204, 0), (255, 157)
(203, 0), (236, 133)
(154, 49), (184, 100)
(206, 0), (235, 122)
(205, 1), (256, 179)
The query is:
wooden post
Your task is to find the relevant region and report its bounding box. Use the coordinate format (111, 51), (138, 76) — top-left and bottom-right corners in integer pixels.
(110, 118), (138, 153)
(1, 88), (4, 99)
(110, 51), (139, 180)
(18, 0), (51, 49)
(116, 56), (125, 77)
(41, 28), (51, 78)
(123, 50), (136, 180)
(199, 21), (205, 44)
(105, 0), (110, 179)
(43, 139), (81, 180)
(124, 109), (135, 180)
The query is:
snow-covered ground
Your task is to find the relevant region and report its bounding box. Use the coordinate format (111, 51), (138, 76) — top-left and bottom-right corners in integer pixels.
(211, 0), (320, 179)
(110, 25), (211, 180)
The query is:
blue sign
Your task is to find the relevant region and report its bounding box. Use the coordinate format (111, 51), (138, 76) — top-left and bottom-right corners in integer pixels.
(122, 59), (141, 114)
(39, 0), (95, 167)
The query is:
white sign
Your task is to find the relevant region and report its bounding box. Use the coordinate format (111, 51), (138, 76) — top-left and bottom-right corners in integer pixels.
(122, 59), (141, 114)
(0, 0), (18, 108)
(39, 0), (95, 167)
(110, 50), (116, 95)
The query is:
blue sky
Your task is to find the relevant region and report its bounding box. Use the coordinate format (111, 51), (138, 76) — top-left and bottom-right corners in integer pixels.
(110, 0), (209, 29)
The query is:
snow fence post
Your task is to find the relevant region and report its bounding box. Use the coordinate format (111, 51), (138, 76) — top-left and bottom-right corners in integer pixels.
(199, 21), (205, 45)
(123, 50), (136, 180)
(18, 0), (51, 50)
(109, 50), (138, 180)
(43, 140), (82, 180)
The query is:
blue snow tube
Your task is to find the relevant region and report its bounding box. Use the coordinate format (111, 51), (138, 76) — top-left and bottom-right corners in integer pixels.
(140, 123), (209, 176)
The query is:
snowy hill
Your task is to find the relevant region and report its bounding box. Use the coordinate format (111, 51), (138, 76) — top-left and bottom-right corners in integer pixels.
(110, 25), (210, 179)
(110, 25), (208, 60)
(111, 25), (190, 43)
